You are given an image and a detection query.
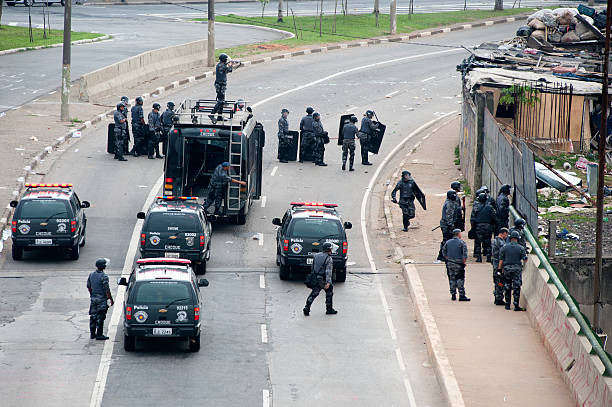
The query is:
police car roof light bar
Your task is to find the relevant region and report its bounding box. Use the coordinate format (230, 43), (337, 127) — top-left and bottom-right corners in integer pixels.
(290, 202), (338, 208)
(137, 258), (192, 265)
(25, 183), (73, 188)
(156, 196), (197, 201)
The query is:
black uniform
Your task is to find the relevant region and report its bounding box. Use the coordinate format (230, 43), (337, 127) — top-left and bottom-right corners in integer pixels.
(212, 61), (233, 116)
(148, 110), (162, 158)
(358, 116), (377, 164)
(160, 108), (174, 155)
(470, 201), (496, 259)
(437, 197), (458, 261)
(305, 251), (334, 311)
(391, 177), (417, 230)
(277, 115), (290, 162)
(500, 242), (527, 308)
(507, 227), (527, 249)
(341, 122), (358, 169)
(130, 104), (145, 156)
(495, 192), (510, 233)
(299, 114), (315, 162)
(204, 164), (232, 215)
(312, 120), (328, 165)
(87, 269), (110, 339)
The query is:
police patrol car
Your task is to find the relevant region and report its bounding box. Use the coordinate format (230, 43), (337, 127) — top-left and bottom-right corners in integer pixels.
(10, 183), (90, 261)
(118, 258), (209, 352)
(138, 196), (212, 275)
(272, 202), (352, 282)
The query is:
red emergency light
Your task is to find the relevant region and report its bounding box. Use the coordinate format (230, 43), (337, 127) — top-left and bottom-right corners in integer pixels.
(25, 183), (72, 188)
(156, 196), (197, 201)
(290, 202), (338, 208)
(137, 258), (192, 265)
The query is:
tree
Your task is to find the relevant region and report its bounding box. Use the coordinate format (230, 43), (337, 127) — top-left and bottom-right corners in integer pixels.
(259, 0), (269, 18)
(0, 0), (4, 29)
(277, 0), (283, 22)
(374, 0), (379, 27)
(494, 0), (503, 11)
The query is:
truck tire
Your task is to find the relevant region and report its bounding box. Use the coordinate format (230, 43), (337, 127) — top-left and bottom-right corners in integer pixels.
(235, 214), (246, 225)
(12, 246), (23, 260)
(279, 264), (290, 280)
(189, 334), (201, 352)
(124, 334), (135, 352)
(69, 242), (80, 260)
(335, 267), (347, 283)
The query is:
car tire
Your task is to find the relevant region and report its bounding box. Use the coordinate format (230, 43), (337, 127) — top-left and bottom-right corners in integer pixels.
(335, 267), (347, 283)
(124, 334), (135, 352)
(195, 261), (206, 275)
(79, 228), (86, 247)
(235, 214), (246, 225)
(69, 242), (80, 260)
(12, 245), (23, 260)
(279, 264), (290, 280)
(189, 334), (200, 352)
(60, 0), (65, 5)
(25, 0), (33, 6)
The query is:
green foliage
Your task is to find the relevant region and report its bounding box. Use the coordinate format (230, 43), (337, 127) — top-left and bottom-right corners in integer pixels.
(499, 85), (540, 106)
(459, 179), (471, 196)
(0, 25), (102, 51)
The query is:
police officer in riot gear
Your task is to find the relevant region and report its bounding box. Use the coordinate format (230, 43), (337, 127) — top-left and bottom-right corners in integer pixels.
(303, 242), (337, 316)
(442, 229), (470, 301)
(495, 184), (511, 234)
(277, 108), (290, 163)
(476, 185), (497, 210)
(299, 107), (315, 162)
(499, 230), (527, 311)
(391, 170), (417, 232)
(491, 227), (508, 306)
(507, 218), (527, 249)
(341, 115), (359, 171)
(113, 103), (128, 161)
(470, 193), (496, 262)
(160, 102), (175, 156)
(129, 96), (145, 157)
(312, 112), (328, 166)
(451, 181), (465, 231)
(210, 53), (239, 123)
(437, 190), (459, 262)
(148, 103), (163, 159)
(204, 162), (247, 216)
(87, 258), (114, 340)
(358, 110), (378, 166)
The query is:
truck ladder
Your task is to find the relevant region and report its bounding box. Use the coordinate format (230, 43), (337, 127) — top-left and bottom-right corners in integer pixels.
(227, 131), (243, 212)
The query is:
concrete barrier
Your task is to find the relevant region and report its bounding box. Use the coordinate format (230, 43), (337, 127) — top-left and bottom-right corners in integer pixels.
(522, 255), (612, 407)
(78, 39), (207, 102)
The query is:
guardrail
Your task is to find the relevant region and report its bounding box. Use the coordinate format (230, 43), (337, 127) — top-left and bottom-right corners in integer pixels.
(510, 205), (612, 376)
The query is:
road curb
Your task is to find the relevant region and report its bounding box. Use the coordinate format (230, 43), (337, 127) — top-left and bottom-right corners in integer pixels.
(0, 35), (111, 57)
(381, 116), (466, 407)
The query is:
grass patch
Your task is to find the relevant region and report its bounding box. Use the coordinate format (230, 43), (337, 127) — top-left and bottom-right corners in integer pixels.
(454, 144), (460, 165)
(196, 10), (533, 59)
(459, 179), (471, 197)
(0, 25), (103, 51)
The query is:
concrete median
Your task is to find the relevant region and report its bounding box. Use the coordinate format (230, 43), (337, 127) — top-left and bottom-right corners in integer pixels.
(78, 39), (208, 103)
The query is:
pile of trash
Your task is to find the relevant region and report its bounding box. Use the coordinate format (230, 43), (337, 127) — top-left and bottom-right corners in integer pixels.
(517, 6), (605, 45)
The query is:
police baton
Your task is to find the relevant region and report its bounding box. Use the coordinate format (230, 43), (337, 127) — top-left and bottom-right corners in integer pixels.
(431, 225), (440, 232)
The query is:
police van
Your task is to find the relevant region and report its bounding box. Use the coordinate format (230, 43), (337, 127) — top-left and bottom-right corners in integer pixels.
(163, 99), (264, 225)
(10, 183), (90, 260)
(273, 202), (352, 282)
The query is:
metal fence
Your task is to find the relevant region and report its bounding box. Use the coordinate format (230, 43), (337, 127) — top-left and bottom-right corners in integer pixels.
(460, 91), (479, 189)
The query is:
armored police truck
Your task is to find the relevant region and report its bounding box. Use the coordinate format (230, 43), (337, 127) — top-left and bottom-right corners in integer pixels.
(163, 99), (264, 225)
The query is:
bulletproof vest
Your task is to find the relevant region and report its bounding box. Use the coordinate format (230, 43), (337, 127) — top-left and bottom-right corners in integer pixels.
(300, 115), (314, 133)
(360, 116), (375, 135)
(491, 236), (506, 262)
(88, 270), (108, 297)
(342, 123), (358, 140)
(148, 111), (161, 129)
(278, 117), (288, 136)
(211, 165), (230, 187)
(312, 252), (330, 275)
(444, 238), (465, 260)
(161, 110), (174, 127)
(131, 105), (143, 124)
(313, 120), (325, 135)
(114, 110), (126, 129)
(501, 242), (525, 266)
(396, 180), (415, 200)
(215, 62), (231, 84)
(496, 194), (509, 217)
(473, 203), (494, 223)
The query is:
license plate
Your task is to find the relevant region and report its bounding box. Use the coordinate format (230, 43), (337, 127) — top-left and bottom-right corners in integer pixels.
(152, 328), (172, 336)
(35, 239), (52, 245)
(165, 252), (180, 258)
(306, 258), (313, 265)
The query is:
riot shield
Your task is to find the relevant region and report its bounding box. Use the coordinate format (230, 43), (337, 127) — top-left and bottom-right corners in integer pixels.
(107, 124), (115, 154)
(337, 114), (353, 146)
(368, 121), (386, 154)
(413, 181), (427, 210)
(299, 132), (315, 162)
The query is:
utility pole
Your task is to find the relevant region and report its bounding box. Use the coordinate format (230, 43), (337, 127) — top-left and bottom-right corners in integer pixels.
(60, 0), (71, 121)
(390, 0), (396, 34)
(277, 0), (283, 22)
(374, 0), (379, 27)
(594, 0), (612, 332)
(207, 0), (215, 67)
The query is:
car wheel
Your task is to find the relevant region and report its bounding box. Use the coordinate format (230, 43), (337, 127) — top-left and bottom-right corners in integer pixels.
(189, 334), (200, 352)
(60, 0), (65, 5)
(25, 0), (33, 6)
(12, 246), (23, 260)
(335, 267), (347, 283)
(279, 264), (290, 280)
(124, 334), (135, 352)
(69, 242), (80, 260)
(79, 228), (86, 247)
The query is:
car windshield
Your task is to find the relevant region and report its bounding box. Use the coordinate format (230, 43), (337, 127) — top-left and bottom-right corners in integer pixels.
(132, 281), (193, 305)
(146, 212), (199, 231)
(17, 199), (70, 219)
(290, 218), (342, 238)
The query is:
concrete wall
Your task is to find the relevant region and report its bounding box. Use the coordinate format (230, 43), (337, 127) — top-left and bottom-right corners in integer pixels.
(78, 39), (208, 103)
(522, 255), (612, 407)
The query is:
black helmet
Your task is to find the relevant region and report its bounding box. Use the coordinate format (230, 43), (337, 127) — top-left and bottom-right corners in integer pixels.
(281, 108), (289, 114)
(219, 53), (229, 62)
(366, 110), (374, 117)
(510, 230), (521, 240)
(306, 107), (314, 114)
(499, 227), (509, 234)
(116, 103), (124, 110)
(135, 96), (143, 104)
(350, 115), (358, 123)
(475, 187), (484, 195)
(401, 170), (411, 177)
(153, 103), (161, 110)
(500, 184), (511, 194)
(167, 102), (175, 109)
(514, 218), (526, 228)
(477, 193), (487, 203)
(447, 190), (457, 200)
(95, 258), (107, 269)
(322, 242), (333, 252)
(121, 96), (129, 104)
(313, 112), (320, 120)
(451, 181), (461, 192)
(480, 185), (489, 193)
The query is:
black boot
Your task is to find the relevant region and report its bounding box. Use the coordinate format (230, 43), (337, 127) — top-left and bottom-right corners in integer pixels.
(95, 323), (109, 340)
(451, 293), (456, 301)
(326, 307), (338, 315)
(494, 299), (506, 306)
(117, 156), (127, 162)
(342, 162), (346, 171)
(90, 319), (96, 339)
(318, 162), (328, 167)
(303, 305), (310, 316)
(486, 255), (492, 263)
(476, 255), (482, 263)
(505, 303), (511, 310)
(459, 295), (471, 302)
(155, 146), (163, 159)
(514, 305), (525, 312)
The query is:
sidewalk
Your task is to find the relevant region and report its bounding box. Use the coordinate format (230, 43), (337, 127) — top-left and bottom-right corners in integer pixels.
(387, 117), (573, 406)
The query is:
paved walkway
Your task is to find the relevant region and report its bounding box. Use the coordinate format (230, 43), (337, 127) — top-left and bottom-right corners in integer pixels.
(388, 117), (574, 406)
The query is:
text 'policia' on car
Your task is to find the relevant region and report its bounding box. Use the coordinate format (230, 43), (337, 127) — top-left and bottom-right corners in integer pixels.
(10, 183), (90, 261)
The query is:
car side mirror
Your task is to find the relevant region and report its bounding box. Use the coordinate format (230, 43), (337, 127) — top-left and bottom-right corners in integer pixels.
(9, 200), (18, 208)
(198, 278), (209, 287)
(272, 218), (282, 226)
(81, 201), (91, 208)
(137, 212), (146, 219)
(117, 277), (128, 286)
(344, 222), (352, 230)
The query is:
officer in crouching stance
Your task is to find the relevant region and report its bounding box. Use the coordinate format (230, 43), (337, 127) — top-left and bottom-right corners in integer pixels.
(442, 229), (470, 301)
(113, 103), (128, 161)
(303, 242), (338, 316)
(391, 170), (417, 232)
(499, 230), (527, 311)
(341, 115), (358, 171)
(87, 258), (114, 340)
(491, 227), (508, 306)
(277, 108), (290, 163)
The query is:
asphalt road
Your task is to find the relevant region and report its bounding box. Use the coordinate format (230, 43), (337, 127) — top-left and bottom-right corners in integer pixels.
(0, 23), (517, 407)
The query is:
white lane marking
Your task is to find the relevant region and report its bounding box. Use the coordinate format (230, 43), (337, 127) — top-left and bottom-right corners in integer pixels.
(258, 232), (264, 246)
(404, 378), (418, 407)
(89, 174), (164, 407)
(252, 49), (461, 109)
(261, 324), (268, 343)
(262, 389), (270, 407)
(259, 274), (266, 289)
(421, 76), (436, 82)
(270, 166), (278, 177)
(385, 90), (399, 98)
(48, 90), (56, 95)
(261, 195), (267, 208)
(395, 348), (406, 371)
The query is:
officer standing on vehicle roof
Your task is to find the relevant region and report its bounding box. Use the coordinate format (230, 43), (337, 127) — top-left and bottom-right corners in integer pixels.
(303, 242), (338, 316)
(113, 103), (128, 162)
(358, 110), (378, 166)
(204, 162), (247, 216)
(210, 53), (239, 123)
(391, 170), (418, 232)
(312, 112), (328, 166)
(495, 184), (511, 234)
(442, 229), (470, 302)
(87, 258), (114, 341)
(470, 193), (496, 263)
(451, 181), (465, 231)
(491, 227), (508, 306)
(299, 107), (315, 163)
(499, 230), (527, 311)
(341, 115), (358, 171)
(160, 102), (175, 156)
(277, 108), (290, 163)
(129, 97), (145, 157)
(437, 190), (459, 262)
(148, 103), (163, 160)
